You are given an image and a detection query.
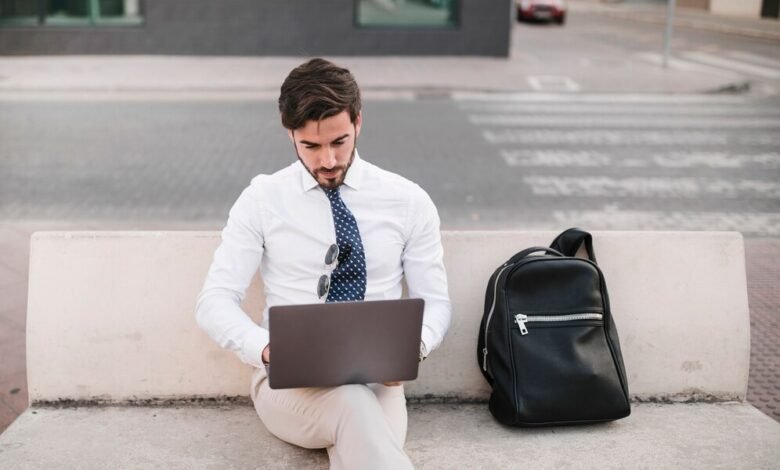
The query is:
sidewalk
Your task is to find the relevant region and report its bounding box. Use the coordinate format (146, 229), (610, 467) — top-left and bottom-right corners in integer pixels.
(0, 1), (776, 96)
(578, 0), (780, 42)
(0, 53), (744, 96)
(2, 0), (772, 97)
(2, 2), (776, 96)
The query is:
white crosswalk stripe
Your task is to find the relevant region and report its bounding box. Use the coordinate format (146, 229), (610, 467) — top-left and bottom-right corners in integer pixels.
(452, 92), (748, 103)
(471, 115), (780, 128)
(552, 210), (780, 237)
(484, 129), (730, 145)
(727, 51), (780, 69)
(500, 150), (780, 169)
(635, 50), (780, 79)
(681, 51), (780, 79)
(459, 93), (780, 236)
(458, 103), (780, 116)
(523, 176), (780, 198)
(635, 52), (739, 76)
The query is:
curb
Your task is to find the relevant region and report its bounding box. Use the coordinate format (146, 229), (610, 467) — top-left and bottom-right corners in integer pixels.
(0, 83), (757, 100)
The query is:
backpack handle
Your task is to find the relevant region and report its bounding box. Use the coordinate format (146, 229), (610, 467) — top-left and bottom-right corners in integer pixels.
(507, 246), (564, 265)
(550, 227), (597, 263)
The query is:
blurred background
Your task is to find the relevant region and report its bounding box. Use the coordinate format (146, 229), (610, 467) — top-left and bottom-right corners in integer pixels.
(0, 0), (778, 432)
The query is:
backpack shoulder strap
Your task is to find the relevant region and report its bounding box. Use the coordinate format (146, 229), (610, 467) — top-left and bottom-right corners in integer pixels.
(507, 246), (564, 265)
(550, 227), (597, 263)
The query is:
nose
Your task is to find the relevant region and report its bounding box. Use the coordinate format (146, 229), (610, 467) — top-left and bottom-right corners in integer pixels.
(321, 145), (338, 168)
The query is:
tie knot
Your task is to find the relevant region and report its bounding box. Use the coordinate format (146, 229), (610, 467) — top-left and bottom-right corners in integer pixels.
(323, 187), (341, 200)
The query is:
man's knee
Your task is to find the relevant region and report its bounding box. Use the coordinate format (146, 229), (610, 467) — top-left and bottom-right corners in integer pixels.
(330, 384), (386, 431)
(330, 384), (376, 412)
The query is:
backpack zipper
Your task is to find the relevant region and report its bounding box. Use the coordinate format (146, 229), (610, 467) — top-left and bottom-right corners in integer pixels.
(514, 313), (604, 336)
(482, 262), (513, 372)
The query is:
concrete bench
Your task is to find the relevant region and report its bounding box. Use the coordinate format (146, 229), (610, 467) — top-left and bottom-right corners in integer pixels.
(1, 231), (779, 469)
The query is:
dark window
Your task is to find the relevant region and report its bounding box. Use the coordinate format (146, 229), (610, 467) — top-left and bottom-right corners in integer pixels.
(356, 0), (458, 28)
(0, 0), (143, 26)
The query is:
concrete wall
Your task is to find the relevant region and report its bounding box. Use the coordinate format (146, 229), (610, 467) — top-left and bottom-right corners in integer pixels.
(710, 0), (762, 17)
(25, 231), (750, 403)
(0, 0), (512, 56)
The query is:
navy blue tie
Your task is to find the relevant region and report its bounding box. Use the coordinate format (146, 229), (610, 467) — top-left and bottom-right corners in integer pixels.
(323, 187), (367, 302)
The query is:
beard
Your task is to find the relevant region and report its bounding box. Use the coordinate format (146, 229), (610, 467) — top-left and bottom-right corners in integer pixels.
(296, 144), (357, 190)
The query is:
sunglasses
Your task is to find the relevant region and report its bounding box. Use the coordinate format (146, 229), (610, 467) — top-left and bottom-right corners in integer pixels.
(317, 244), (340, 300)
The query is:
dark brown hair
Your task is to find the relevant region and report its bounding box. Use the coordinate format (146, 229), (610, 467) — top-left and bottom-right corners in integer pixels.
(278, 58), (362, 130)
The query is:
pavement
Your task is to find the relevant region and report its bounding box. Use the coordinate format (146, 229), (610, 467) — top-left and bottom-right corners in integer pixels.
(2, 403), (780, 469)
(580, 0), (780, 42)
(1, 0), (779, 434)
(0, 2), (775, 96)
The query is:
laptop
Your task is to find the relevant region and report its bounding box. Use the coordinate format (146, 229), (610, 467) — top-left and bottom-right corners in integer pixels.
(267, 298), (424, 389)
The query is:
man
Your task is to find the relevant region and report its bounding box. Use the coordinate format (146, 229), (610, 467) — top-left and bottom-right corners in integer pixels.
(196, 58), (451, 469)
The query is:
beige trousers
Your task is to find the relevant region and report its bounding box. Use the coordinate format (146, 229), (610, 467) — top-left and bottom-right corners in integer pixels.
(250, 368), (414, 470)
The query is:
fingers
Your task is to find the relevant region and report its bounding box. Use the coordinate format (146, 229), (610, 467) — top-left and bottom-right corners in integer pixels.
(262, 345), (270, 364)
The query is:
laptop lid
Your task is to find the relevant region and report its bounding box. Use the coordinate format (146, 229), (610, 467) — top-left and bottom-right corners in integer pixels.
(268, 298), (424, 389)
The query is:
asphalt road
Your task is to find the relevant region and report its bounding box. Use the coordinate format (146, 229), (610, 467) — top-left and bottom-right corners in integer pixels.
(2, 95), (778, 235)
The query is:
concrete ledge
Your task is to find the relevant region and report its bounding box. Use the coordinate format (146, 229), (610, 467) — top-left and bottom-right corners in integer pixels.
(4, 230), (775, 468)
(26, 231), (750, 403)
(1, 403), (779, 469)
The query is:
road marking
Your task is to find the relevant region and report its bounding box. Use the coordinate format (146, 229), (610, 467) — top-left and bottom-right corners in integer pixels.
(551, 209), (780, 237)
(471, 115), (780, 128)
(451, 92), (747, 104)
(634, 52), (740, 76)
(0, 89), (417, 102)
(652, 152), (780, 168)
(501, 150), (614, 167)
(500, 150), (780, 169)
(526, 76), (581, 92)
(484, 130), (730, 145)
(727, 51), (780, 69)
(681, 51), (780, 79)
(457, 103), (780, 116)
(523, 176), (780, 198)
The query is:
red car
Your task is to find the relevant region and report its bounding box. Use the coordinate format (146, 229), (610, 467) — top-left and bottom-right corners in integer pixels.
(516, 0), (567, 25)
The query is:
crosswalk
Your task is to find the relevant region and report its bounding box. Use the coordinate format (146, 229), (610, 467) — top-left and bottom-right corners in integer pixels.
(454, 93), (780, 236)
(637, 50), (780, 80)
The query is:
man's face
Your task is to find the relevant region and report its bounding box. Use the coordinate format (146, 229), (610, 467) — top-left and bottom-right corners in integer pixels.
(289, 110), (362, 189)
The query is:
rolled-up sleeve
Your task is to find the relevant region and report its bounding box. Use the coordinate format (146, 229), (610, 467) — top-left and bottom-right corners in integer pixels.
(195, 181), (268, 369)
(402, 186), (452, 356)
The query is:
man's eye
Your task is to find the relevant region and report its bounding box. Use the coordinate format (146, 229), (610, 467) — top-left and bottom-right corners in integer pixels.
(305, 145), (318, 149)
(333, 141), (345, 146)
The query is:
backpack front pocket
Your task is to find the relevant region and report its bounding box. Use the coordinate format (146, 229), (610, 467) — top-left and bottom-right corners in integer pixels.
(509, 312), (628, 425)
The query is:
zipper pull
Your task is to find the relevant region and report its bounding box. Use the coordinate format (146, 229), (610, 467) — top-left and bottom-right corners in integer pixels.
(514, 314), (529, 335)
(482, 347), (488, 371)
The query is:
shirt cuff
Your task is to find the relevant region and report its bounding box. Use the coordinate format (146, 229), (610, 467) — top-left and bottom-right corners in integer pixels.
(240, 326), (270, 369)
(420, 325), (438, 357)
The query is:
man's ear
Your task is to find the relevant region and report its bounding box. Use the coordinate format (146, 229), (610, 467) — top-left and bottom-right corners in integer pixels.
(287, 129), (294, 143)
(354, 112), (363, 138)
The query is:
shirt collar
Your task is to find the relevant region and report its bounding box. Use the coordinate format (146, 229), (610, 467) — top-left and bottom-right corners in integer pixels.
(299, 150), (365, 193)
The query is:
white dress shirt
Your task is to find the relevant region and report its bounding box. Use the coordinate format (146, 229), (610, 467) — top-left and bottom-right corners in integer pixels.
(196, 152), (452, 369)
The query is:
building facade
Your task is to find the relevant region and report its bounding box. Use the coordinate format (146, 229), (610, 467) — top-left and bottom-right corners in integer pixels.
(0, 0), (513, 56)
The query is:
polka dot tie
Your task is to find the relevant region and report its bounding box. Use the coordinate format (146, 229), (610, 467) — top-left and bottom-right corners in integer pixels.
(323, 187), (367, 302)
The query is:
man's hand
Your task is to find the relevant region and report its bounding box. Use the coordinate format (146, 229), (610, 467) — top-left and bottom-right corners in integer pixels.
(262, 345), (270, 365)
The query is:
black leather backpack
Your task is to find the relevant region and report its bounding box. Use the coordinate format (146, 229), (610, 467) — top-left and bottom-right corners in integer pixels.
(477, 228), (631, 426)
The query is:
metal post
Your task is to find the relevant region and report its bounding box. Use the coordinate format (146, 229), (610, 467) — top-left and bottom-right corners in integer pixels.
(663, 0), (676, 69)
(89, 0), (100, 25)
(36, 0), (45, 25)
